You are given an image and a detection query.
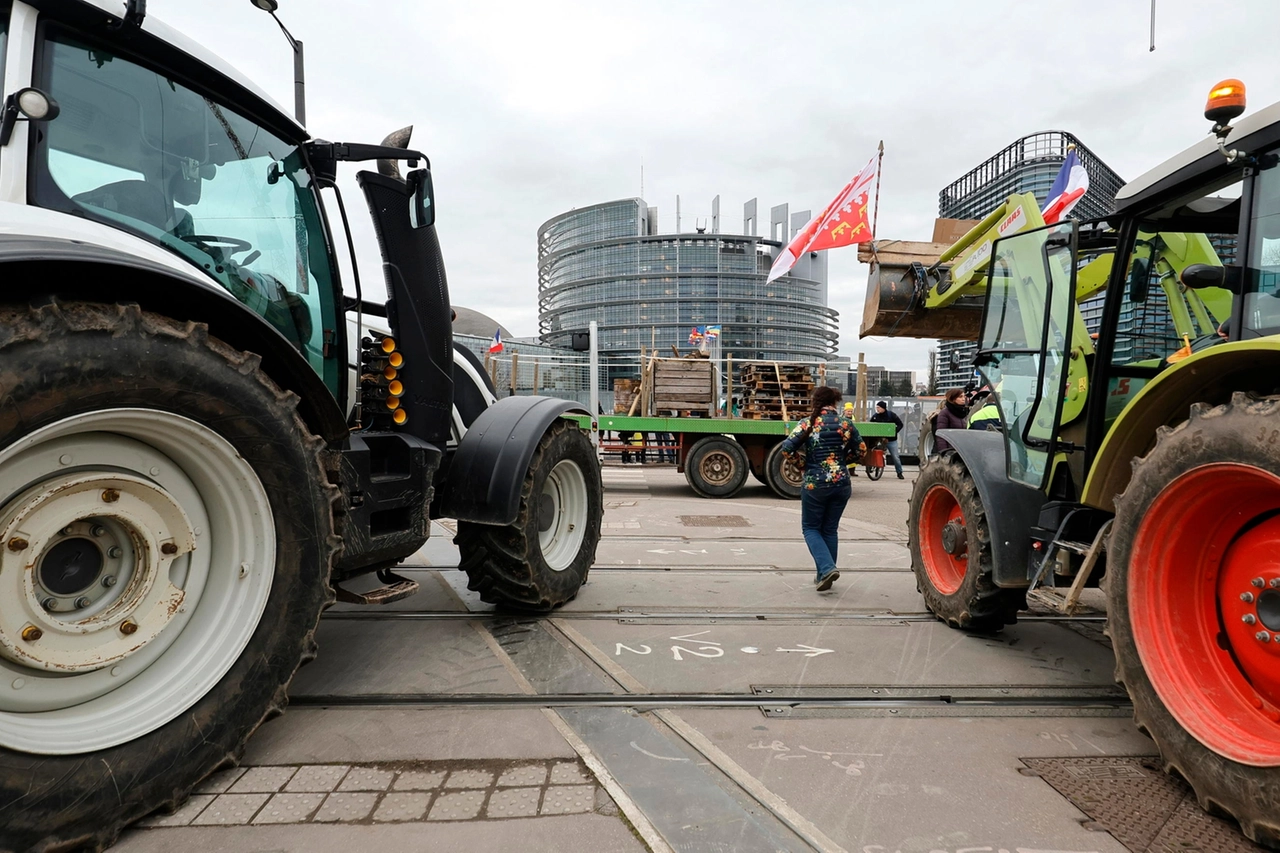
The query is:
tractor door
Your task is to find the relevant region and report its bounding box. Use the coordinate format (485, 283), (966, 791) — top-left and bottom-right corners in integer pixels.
(974, 222), (1078, 489)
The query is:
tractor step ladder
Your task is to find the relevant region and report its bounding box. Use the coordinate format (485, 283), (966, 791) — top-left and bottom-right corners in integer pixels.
(334, 569), (420, 606)
(1028, 520), (1112, 615)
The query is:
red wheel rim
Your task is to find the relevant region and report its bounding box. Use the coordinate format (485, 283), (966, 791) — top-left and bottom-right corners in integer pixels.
(918, 484), (967, 595)
(1130, 463), (1280, 766)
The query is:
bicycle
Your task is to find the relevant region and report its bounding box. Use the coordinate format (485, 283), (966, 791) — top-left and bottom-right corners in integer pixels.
(863, 437), (887, 481)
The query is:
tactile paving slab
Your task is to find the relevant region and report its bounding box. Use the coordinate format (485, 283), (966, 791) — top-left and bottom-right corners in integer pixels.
(135, 758), (609, 828)
(1022, 756), (1265, 852)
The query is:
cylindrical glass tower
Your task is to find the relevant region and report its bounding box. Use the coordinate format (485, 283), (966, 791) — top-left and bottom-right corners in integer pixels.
(537, 199), (838, 363)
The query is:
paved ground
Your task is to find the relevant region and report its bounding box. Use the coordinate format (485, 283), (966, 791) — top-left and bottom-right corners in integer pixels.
(117, 463), (1262, 853)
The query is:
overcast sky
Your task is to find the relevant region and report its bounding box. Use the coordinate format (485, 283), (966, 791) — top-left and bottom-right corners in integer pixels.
(154, 0), (1280, 376)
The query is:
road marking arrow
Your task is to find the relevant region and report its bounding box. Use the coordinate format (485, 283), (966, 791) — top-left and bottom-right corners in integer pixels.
(775, 644), (834, 658)
(646, 548), (675, 554)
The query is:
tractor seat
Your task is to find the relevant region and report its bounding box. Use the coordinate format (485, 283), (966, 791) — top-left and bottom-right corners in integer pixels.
(73, 180), (173, 232)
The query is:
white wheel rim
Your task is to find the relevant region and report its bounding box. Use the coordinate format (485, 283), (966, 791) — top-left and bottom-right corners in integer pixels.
(0, 409), (275, 754)
(538, 459), (588, 572)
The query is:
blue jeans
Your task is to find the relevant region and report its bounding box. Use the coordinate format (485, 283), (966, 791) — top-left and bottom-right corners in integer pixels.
(885, 439), (903, 476)
(800, 480), (851, 580)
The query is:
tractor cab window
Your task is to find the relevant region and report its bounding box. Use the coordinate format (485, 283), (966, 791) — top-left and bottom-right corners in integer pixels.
(32, 31), (339, 392)
(976, 222), (1077, 489)
(1243, 161), (1280, 337)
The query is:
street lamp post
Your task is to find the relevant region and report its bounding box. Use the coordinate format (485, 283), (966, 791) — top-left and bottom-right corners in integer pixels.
(250, 0), (305, 126)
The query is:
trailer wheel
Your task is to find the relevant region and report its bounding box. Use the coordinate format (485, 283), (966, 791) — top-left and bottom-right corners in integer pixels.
(684, 436), (749, 499)
(1108, 393), (1280, 847)
(457, 419), (601, 610)
(907, 452), (1023, 631)
(764, 441), (802, 500)
(0, 302), (336, 851)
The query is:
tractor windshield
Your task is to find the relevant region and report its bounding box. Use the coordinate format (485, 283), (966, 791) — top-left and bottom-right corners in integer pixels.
(976, 222), (1077, 488)
(32, 29), (339, 392)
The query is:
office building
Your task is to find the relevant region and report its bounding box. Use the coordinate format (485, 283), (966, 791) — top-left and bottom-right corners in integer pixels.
(935, 131), (1125, 390)
(537, 198), (839, 364)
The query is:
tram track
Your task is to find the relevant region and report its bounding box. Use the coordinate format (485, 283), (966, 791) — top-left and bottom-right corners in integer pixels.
(322, 608), (1106, 623)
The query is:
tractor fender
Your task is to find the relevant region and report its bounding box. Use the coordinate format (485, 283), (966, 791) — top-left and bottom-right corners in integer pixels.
(1082, 340), (1280, 514)
(438, 395), (589, 526)
(0, 237), (349, 443)
(934, 428), (1046, 588)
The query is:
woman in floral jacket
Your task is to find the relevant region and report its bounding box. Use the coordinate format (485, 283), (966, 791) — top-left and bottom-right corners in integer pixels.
(779, 386), (865, 590)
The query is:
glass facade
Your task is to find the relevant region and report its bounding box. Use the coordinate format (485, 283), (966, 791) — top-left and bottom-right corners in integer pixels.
(538, 199), (838, 362)
(935, 132), (1124, 391)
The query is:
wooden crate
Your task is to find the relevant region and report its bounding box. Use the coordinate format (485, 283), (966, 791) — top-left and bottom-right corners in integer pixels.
(654, 358), (713, 415)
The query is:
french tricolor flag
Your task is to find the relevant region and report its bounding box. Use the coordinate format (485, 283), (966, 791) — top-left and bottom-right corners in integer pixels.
(488, 328), (504, 353)
(1041, 147), (1089, 225)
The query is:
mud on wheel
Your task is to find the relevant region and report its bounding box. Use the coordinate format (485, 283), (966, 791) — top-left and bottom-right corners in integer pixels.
(0, 302), (337, 851)
(907, 452), (1023, 631)
(1108, 393), (1280, 847)
(457, 418), (602, 610)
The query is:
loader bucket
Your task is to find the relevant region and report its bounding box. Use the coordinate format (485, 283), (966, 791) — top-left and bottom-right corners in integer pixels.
(857, 240), (984, 340)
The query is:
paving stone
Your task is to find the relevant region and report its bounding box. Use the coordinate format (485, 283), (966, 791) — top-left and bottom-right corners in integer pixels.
(250, 792), (325, 824)
(373, 792), (432, 822)
(313, 792), (378, 823)
(192, 767), (246, 795)
(135, 794), (215, 827)
(539, 785), (596, 816)
(443, 768), (493, 789)
(190, 793), (270, 825)
(497, 764), (548, 787)
(284, 764), (350, 793)
(486, 787), (541, 818)
(227, 766), (296, 794)
(393, 769), (447, 791)
(549, 761), (591, 785)
(428, 789), (486, 820)
(337, 767), (394, 791)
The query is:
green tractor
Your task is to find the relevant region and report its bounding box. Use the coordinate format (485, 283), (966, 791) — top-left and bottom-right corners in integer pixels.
(865, 80), (1280, 845)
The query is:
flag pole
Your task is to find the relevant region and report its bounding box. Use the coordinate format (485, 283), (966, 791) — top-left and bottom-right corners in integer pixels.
(871, 139), (884, 240)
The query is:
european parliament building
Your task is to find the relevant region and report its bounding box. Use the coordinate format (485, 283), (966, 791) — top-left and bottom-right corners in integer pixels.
(537, 198), (839, 363)
(935, 131), (1125, 390)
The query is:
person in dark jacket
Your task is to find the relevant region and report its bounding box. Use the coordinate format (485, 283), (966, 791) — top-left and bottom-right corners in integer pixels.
(780, 386), (865, 591)
(869, 400), (905, 479)
(933, 388), (969, 454)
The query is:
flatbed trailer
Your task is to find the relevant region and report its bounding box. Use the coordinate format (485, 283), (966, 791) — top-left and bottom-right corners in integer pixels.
(572, 414), (894, 499)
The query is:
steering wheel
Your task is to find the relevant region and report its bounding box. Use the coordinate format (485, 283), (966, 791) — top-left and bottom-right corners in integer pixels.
(180, 234), (253, 259)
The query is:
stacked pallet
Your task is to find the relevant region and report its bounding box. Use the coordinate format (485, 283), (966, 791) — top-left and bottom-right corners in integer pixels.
(653, 358), (714, 415)
(613, 378), (639, 414)
(738, 363), (813, 420)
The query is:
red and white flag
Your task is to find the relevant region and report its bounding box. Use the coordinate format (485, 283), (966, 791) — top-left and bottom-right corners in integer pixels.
(489, 328), (504, 353)
(1041, 147), (1089, 225)
(766, 154), (878, 284)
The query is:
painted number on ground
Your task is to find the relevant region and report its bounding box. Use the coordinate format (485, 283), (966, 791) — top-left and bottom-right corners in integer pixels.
(614, 631), (833, 661)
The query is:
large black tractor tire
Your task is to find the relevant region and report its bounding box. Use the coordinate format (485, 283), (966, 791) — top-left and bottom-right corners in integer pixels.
(1108, 394), (1280, 847)
(684, 436), (749, 499)
(457, 419), (602, 610)
(0, 302), (337, 852)
(764, 441), (802, 500)
(907, 452), (1024, 631)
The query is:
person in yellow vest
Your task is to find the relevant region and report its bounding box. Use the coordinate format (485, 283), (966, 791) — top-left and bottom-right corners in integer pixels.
(968, 387), (1002, 432)
(842, 402), (859, 476)
(629, 431), (646, 464)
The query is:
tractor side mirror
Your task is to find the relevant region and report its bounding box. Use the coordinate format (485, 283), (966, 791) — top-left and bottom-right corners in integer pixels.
(1128, 256), (1151, 303)
(407, 167), (435, 229)
(1181, 263), (1242, 293)
(949, 351), (961, 372)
